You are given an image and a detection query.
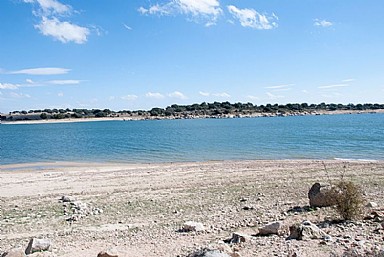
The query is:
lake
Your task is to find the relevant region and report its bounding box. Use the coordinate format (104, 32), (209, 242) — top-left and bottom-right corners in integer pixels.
(1, 113), (383, 165)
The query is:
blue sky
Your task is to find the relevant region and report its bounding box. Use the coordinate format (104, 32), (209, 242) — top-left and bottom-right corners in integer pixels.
(1, 0), (384, 113)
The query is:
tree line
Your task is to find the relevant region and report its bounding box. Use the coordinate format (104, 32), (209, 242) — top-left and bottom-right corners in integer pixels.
(2, 102), (384, 121)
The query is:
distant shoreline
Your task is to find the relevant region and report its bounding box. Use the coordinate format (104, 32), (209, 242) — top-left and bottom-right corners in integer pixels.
(1, 109), (383, 125)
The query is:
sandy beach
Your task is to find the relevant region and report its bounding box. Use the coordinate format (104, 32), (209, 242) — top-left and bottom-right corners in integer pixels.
(1, 160), (383, 256)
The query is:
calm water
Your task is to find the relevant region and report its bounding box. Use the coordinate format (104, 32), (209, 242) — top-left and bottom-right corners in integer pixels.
(0, 113), (383, 165)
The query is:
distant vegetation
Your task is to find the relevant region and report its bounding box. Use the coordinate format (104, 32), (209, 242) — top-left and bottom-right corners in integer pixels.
(1, 102), (384, 122)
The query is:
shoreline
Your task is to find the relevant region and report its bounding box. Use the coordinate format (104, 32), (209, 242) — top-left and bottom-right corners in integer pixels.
(1, 109), (383, 125)
(1, 157), (382, 170)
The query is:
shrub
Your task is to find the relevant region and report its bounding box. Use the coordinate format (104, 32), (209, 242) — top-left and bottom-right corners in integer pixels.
(330, 180), (364, 220)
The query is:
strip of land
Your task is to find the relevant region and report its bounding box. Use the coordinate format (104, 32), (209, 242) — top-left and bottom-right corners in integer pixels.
(0, 160), (383, 256)
(1, 109), (384, 125)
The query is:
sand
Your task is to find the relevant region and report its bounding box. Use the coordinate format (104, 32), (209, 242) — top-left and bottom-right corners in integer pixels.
(1, 160), (383, 256)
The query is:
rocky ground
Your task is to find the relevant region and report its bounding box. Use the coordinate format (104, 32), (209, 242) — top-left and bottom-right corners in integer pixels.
(0, 160), (383, 257)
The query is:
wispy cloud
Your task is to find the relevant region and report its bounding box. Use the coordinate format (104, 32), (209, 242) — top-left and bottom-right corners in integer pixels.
(342, 78), (355, 82)
(145, 92), (165, 99)
(139, 0), (222, 26)
(121, 94), (138, 101)
(10, 67), (70, 75)
(247, 95), (259, 100)
(24, 0), (91, 44)
(123, 23), (133, 31)
(0, 83), (20, 90)
(58, 92), (64, 97)
(318, 84), (349, 89)
(48, 79), (80, 85)
(213, 92), (231, 98)
(227, 5), (278, 30)
(266, 92), (284, 100)
(314, 19), (333, 28)
(199, 91), (210, 97)
(168, 91), (187, 99)
(265, 84), (294, 89)
(9, 92), (31, 98)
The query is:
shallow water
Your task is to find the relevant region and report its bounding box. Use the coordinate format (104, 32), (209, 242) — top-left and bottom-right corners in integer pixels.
(1, 113), (383, 165)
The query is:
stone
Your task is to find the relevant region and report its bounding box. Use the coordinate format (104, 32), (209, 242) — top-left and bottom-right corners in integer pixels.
(188, 249), (230, 257)
(288, 220), (326, 240)
(1, 249), (26, 257)
(366, 202), (378, 208)
(183, 221), (205, 232)
(97, 248), (119, 257)
(228, 232), (249, 244)
(60, 195), (74, 202)
(25, 238), (52, 254)
(308, 183), (336, 207)
(258, 221), (282, 236)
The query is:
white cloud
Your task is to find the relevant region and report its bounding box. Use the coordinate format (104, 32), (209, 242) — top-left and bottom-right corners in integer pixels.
(10, 92), (31, 98)
(266, 92), (284, 100)
(318, 84), (349, 89)
(139, 0), (222, 26)
(35, 17), (90, 44)
(227, 5), (278, 30)
(199, 91), (210, 97)
(121, 95), (138, 101)
(265, 84), (294, 89)
(25, 0), (71, 15)
(247, 95), (259, 100)
(0, 83), (20, 89)
(314, 19), (333, 28)
(58, 92), (64, 97)
(145, 92), (165, 99)
(168, 91), (187, 99)
(10, 67), (70, 75)
(24, 0), (91, 44)
(48, 79), (80, 85)
(123, 23), (133, 31)
(342, 78), (355, 82)
(213, 92), (231, 98)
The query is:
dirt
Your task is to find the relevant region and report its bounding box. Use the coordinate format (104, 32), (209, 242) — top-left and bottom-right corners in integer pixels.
(0, 160), (383, 256)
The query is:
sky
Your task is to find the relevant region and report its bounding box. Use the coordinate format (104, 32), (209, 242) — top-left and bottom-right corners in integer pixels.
(1, 0), (384, 113)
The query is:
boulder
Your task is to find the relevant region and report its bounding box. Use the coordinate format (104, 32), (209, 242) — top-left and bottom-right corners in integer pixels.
(288, 220), (326, 240)
(308, 183), (336, 207)
(1, 249), (26, 257)
(25, 238), (52, 254)
(97, 248), (119, 257)
(183, 221), (205, 232)
(258, 221), (282, 236)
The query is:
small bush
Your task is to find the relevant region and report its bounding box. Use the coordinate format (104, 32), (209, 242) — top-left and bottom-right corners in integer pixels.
(330, 180), (364, 220)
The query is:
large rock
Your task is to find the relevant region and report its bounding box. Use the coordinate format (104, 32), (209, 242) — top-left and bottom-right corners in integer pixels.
(183, 221), (205, 232)
(288, 220), (326, 240)
(25, 238), (52, 254)
(308, 183), (336, 207)
(1, 249), (26, 257)
(258, 221), (282, 236)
